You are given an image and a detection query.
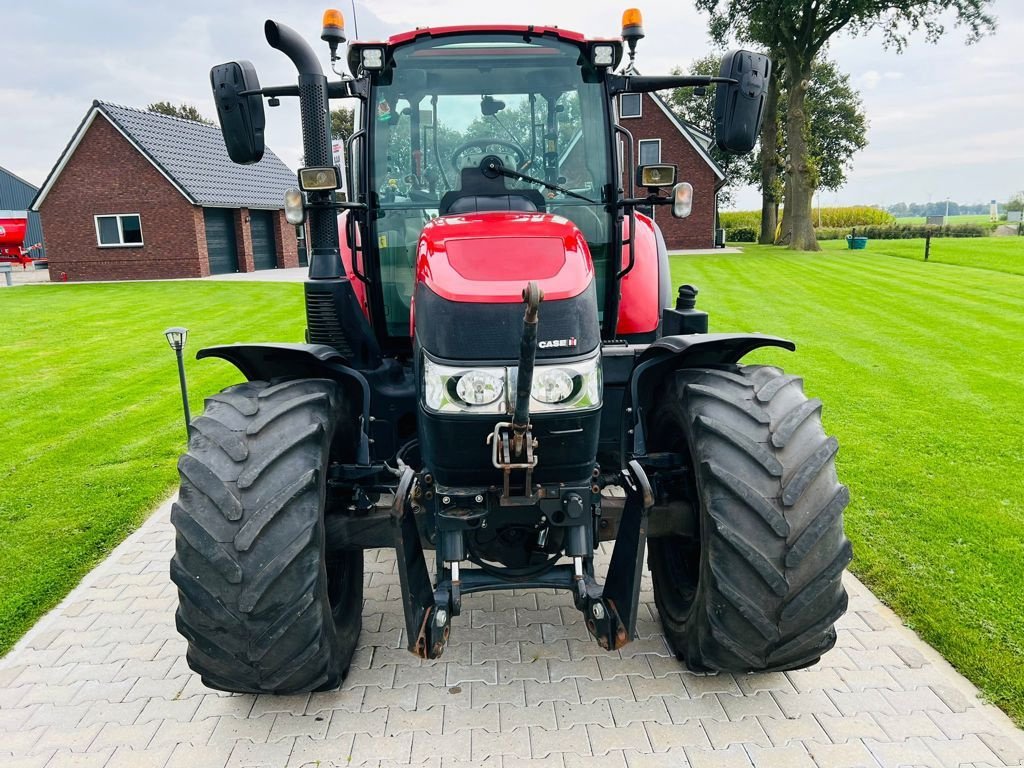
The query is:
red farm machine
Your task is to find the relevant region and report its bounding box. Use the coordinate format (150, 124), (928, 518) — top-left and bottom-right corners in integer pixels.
(0, 212), (42, 268)
(170, 8), (852, 694)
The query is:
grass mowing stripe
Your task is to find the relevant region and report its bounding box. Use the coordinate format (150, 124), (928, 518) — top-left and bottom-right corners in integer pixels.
(674, 243), (1024, 724)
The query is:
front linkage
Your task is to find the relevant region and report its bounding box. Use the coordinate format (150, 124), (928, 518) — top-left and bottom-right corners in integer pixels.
(393, 460), (653, 659)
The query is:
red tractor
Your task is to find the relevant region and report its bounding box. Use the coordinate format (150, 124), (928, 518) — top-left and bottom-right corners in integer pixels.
(171, 8), (851, 694)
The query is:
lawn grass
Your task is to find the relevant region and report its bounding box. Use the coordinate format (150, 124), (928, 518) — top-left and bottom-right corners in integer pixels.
(672, 244), (1024, 724)
(0, 281), (306, 654)
(819, 236), (1024, 276)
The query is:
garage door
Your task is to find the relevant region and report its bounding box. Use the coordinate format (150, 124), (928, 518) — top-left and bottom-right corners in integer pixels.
(250, 210), (278, 270)
(204, 208), (238, 274)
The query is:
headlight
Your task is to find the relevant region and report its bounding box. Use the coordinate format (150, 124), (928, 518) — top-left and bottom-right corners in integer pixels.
(422, 353), (601, 414)
(423, 357), (506, 414)
(529, 353), (602, 413)
(533, 368), (574, 404)
(455, 371), (504, 406)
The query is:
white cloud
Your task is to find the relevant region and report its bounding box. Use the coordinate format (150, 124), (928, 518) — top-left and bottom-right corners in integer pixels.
(856, 70), (904, 90)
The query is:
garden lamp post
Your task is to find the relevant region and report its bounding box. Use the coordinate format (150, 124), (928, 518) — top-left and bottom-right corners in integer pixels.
(164, 327), (192, 438)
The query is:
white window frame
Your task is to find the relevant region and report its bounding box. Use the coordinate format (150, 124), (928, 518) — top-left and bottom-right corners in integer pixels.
(94, 213), (144, 248)
(619, 93), (642, 119)
(638, 138), (662, 166)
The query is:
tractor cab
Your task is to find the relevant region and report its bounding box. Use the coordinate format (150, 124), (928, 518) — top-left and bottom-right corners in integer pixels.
(352, 30), (618, 338)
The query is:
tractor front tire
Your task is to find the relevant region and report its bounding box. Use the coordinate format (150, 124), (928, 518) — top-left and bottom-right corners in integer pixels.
(647, 365), (852, 672)
(170, 378), (362, 694)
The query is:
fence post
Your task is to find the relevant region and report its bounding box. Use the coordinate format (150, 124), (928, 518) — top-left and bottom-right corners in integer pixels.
(925, 231), (931, 261)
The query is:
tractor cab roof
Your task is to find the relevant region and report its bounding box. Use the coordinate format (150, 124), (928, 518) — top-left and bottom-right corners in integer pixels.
(348, 26), (623, 76)
(387, 25), (589, 45)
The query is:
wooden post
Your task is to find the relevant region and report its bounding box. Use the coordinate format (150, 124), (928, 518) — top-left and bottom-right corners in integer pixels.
(925, 231), (931, 261)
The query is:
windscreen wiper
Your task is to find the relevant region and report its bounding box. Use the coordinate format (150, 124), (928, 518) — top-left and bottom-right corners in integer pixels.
(484, 160), (597, 204)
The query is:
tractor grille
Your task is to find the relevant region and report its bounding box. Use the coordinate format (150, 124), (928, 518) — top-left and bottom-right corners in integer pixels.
(306, 290), (355, 358)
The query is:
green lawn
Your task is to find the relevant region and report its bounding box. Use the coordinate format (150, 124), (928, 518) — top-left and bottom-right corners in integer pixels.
(2, 250), (1023, 725)
(0, 282), (306, 654)
(673, 244), (1024, 723)
(819, 236), (1024, 276)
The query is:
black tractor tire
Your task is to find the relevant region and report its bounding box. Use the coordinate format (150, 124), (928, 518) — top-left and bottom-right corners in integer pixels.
(647, 365), (852, 672)
(170, 378), (362, 694)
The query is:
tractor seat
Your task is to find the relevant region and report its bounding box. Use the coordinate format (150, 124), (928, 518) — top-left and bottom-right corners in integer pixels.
(439, 165), (546, 217)
(441, 193), (543, 215)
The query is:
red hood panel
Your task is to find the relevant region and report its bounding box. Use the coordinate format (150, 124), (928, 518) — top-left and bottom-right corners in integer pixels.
(417, 212), (594, 303)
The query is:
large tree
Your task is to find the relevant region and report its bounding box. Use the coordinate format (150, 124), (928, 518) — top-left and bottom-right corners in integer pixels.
(696, 0), (996, 250)
(777, 57), (868, 240)
(147, 101), (213, 124)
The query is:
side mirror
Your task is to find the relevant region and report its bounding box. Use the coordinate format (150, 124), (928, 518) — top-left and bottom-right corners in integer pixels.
(713, 50), (771, 155)
(210, 61), (266, 165)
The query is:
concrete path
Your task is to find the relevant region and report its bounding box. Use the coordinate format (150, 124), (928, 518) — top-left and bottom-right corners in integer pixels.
(2, 497), (1022, 768)
(203, 268), (309, 283)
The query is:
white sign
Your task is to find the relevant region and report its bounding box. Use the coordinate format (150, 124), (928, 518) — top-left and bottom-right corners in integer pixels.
(332, 141), (348, 200)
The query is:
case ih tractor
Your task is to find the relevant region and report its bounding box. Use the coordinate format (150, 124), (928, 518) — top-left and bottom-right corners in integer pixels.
(171, 8), (852, 694)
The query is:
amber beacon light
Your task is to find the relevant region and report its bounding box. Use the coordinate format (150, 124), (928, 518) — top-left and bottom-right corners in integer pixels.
(621, 8), (645, 68)
(322, 8), (347, 60)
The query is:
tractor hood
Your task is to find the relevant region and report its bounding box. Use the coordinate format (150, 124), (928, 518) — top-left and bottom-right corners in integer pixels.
(412, 211), (600, 361)
(415, 212), (594, 305)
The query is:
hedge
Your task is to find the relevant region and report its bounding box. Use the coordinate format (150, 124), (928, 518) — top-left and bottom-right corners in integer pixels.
(724, 227), (758, 242)
(720, 205), (896, 232)
(816, 224), (987, 241)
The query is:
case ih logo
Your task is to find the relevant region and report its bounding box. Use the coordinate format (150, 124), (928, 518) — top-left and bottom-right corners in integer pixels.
(538, 337), (578, 349)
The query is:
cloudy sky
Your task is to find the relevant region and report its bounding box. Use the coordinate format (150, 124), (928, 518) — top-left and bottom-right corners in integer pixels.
(2, 0), (1021, 210)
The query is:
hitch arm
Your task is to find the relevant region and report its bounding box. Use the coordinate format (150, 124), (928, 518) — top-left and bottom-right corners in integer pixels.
(599, 460), (654, 647)
(511, 282), (543, 457)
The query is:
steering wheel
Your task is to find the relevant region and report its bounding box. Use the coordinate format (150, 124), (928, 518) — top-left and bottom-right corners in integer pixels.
(450, 138), (526, 172)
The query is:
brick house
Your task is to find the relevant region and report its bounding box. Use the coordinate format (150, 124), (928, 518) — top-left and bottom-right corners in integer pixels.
(31, 101), (304, 281)
(616, 90), (725, 249)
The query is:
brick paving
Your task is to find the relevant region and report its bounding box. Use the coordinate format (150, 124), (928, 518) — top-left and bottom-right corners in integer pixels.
(2, 497), (1022, 768)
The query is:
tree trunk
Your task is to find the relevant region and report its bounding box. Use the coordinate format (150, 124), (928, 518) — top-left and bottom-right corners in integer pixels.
(758, 75), (781, 245)
(783, 57), (820, 252)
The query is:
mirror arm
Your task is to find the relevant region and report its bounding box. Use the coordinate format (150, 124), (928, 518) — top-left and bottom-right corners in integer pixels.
(240, 85), (301, 98)
(608, 74), (737, 95)
(316, 201), (368, 211)
(239, 80), (367, 101)
(619, 196), (672, 207)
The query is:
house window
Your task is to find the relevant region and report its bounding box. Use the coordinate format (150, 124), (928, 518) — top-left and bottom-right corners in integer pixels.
(619, 93), (642, 119)
(638, 139), (661, 165)
(94, 214), (143, 247)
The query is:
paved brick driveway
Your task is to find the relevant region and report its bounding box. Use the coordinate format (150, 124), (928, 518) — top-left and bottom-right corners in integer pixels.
(2, 497), (1022, 768)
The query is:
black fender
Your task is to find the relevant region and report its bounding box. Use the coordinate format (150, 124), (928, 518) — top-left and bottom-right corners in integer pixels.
(625, 333), (796, 461)
(197, 343), (372, 464)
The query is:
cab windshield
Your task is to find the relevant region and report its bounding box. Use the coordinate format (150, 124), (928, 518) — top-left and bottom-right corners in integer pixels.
(366, 34), (613, 336)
